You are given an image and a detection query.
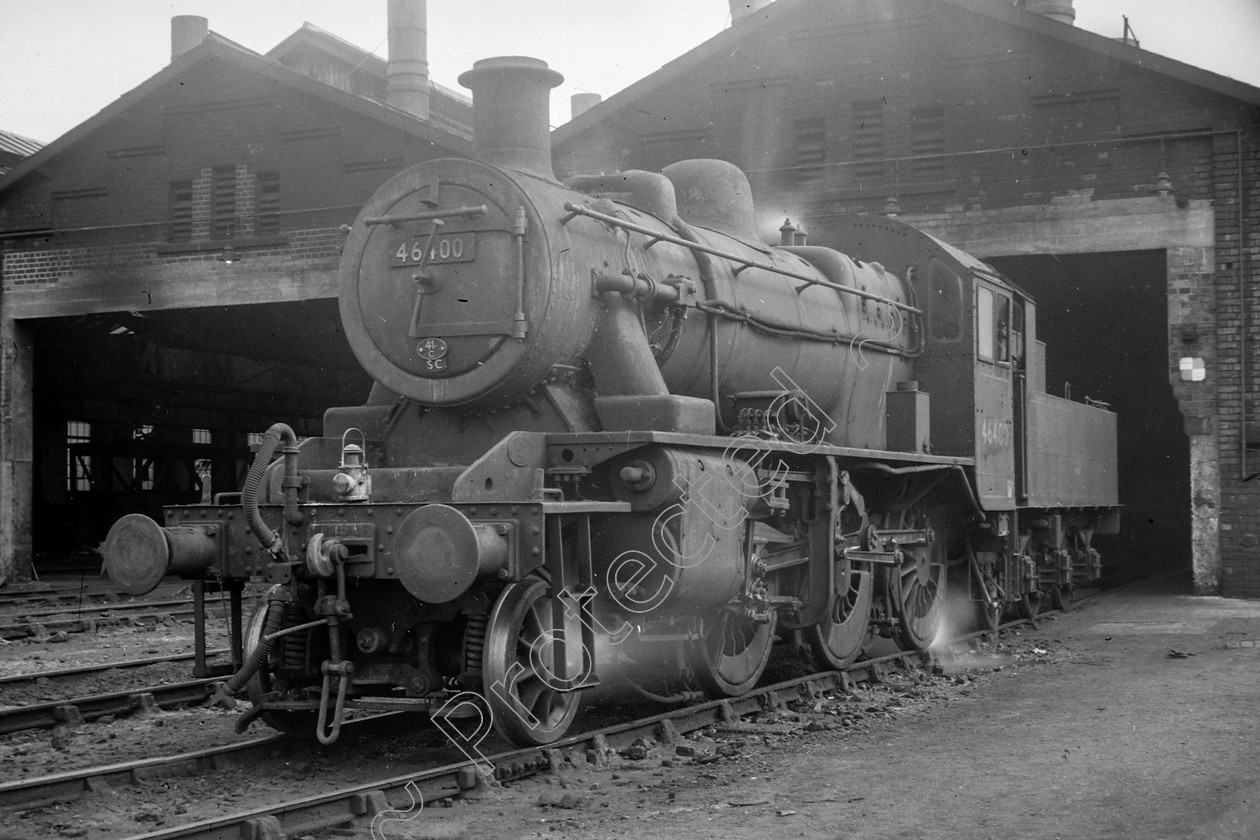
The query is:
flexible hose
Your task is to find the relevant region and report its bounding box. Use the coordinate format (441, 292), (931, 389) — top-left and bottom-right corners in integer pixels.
(242, 423), (297, 559)
(221, 596), (285, 699)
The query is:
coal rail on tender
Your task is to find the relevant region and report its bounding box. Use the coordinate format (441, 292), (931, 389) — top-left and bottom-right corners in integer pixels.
(96, 54), (1120, 754)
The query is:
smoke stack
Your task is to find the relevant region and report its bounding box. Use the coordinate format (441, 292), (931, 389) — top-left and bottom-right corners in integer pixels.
(387, 0), (430, 119)
(729, 0), (773, 23)
(570, 92), (602, 120)
(1025, 0), (1075, 25)
(458, 56), (563, 180)
(171, 16), (208, 60)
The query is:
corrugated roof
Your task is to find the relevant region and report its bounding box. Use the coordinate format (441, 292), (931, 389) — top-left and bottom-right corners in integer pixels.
(0, 130), (43, 158)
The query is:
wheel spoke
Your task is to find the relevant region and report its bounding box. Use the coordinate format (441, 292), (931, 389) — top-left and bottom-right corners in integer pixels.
(483, 579), (581, 747)
(689, 607), (774, 697)
(892, 528), (946, 651)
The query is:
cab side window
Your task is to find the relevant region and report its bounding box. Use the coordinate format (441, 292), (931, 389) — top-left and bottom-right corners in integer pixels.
(994, 293), (1010, 362)
(976, 286), (1012, 364)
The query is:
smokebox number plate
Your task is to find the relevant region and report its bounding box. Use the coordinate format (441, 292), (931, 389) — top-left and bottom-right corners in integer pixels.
(392, 232), (477, 266)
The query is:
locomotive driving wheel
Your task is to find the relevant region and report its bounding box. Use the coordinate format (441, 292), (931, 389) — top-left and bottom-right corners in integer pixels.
(894, 525), (948, 651)
(1017, 590), (1043, 620)
(1049, 582), (1073, 611)
(805, 560), (873, 670)
(688, 603), (776, 698)
(482, 578), (581, 746)
(973, 560), (1003, 632)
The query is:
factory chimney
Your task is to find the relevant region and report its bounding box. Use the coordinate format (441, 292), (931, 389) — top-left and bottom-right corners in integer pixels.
(171, 16), (208, 59)
(570, 93), (602, 120)
(1024, 0), (1076, 25)
(729, 0), (773, 23)
(386, 0), (430, 119)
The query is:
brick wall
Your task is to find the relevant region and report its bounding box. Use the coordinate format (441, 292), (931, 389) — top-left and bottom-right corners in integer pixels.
(1, 228), (345, 294)
(551, 0), (1260, 595)
(1212, 135), (1260, 597)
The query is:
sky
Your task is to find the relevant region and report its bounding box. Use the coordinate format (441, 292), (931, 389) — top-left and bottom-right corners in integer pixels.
(1, 0), (1258, 146)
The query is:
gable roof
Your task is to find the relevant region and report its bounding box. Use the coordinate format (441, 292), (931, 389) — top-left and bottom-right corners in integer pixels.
(266, 23), (471, 117)
(268, 21), (391, 76)
(0, 130), (43, 160)
(0, 29), (472, 195)
(553, 0), (1260, 144)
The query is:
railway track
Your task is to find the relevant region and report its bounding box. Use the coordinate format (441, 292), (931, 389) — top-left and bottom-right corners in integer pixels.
(0, 593), (1088, 838)
(67, 618), (1046, 840)
(0, 586), (119, 609)
(0, 597), (194, 622)
(0, 734), (287, 810)
(0, 649), (234, 735)
(0, 602), (227, 641)
(0, 713), (408, 811)
(0, 580), (215, 609)
(0, 649), (231, 692)
(0, 677), (226, 735)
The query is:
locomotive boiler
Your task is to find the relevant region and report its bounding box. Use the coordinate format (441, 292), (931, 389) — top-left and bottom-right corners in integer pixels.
(102, 56), (1119, 747)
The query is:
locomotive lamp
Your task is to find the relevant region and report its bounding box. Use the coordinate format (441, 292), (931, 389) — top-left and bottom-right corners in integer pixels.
(332, 428), (372, 501)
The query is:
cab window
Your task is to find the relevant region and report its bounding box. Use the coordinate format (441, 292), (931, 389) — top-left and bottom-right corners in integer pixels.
(976, 286), (1011, 364)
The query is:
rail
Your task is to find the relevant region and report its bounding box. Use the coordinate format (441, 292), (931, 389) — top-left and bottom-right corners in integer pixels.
(105, 603), (1087, 840)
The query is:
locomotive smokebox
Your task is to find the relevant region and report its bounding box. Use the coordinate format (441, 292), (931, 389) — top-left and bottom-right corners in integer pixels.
(457, 56), (563, 180)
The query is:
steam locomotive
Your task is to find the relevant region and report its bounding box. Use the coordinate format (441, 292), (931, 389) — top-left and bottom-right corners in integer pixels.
(102, 56), (1119, 747)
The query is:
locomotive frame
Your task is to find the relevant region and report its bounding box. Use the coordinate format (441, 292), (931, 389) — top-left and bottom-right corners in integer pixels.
(102, 56), (1119, 748)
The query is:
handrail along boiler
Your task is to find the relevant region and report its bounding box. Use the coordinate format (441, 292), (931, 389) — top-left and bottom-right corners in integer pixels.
(102, 56), (1120, 746)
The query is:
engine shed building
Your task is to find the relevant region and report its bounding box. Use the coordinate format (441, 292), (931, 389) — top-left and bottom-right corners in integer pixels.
(554, 0), (1260, 598)
(0, 9), (470, 579)
(1, 0), (1257, 599)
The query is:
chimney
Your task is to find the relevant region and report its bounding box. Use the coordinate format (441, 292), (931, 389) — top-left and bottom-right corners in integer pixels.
(570, 92), (602, 120)
(729, 0), (773, 23)
(1025, 0), (1075, 25)
(171, 16), (208, 60)
(458, 56), (563, 180)
(387, 0), (430, 120)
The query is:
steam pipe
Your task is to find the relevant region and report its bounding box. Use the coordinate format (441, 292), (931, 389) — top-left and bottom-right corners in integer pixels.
(242, 423), (298, 560)
(586, 294), (671, 396)
(562, 201), (922, 315)
(668, 217), (728, 432)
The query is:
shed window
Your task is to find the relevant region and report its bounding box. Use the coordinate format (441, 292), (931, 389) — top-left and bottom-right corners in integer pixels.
(256, 171), (281, 236)
(852, 99), (885, 185)
(794, 118), (827, 189)
(211, 165), (238, 240)
(66, 421), (93, 492)
(910, 106), (945, 182)
(168, 180), (193, 243)
(132, 425), (155, 491)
